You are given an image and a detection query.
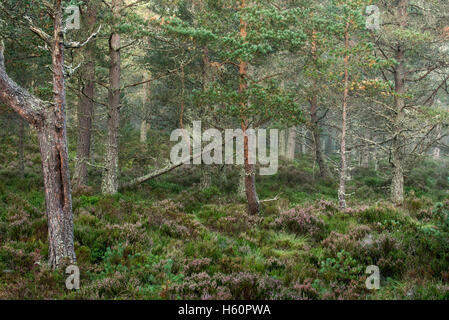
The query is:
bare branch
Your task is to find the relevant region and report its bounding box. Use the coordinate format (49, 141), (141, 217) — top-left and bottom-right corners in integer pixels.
(24, 15), (53, 48)
(65, 25), (102, 49)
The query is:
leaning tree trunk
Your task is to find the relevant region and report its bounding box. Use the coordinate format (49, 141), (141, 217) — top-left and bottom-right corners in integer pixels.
(0, 1), (76, 269)
(102, 0), (121, 195)
(73, 3), (96, 189)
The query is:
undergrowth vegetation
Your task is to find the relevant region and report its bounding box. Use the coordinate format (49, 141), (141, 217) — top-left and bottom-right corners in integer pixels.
(0, 138), (448, 300)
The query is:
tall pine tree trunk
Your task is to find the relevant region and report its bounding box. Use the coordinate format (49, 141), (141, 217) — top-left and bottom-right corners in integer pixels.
(102, 0), (121, 195)
(74, 4), (96, 189)
(239, 0), (259, 215)
(46, 0), (76, 267)
(391, 0), (407, 205)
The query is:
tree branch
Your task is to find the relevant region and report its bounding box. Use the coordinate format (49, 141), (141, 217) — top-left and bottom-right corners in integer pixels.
(24, 15), (53, 48)
(65, 25), (102, 49)
(0, 41), (46, 127)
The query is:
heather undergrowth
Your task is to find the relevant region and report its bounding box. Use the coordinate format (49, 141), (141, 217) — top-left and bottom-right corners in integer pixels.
(0, 151), (448, 300)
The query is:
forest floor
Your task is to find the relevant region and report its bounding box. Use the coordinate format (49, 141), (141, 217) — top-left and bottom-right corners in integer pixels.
(0, 132), (448, 300)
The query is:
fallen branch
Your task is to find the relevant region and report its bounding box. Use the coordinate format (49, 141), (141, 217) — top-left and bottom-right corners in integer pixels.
(120, 132), (244, 190)
(121, 140), (223, 190)
(259, 193), (282, 204)
(120, 161), (186, 190)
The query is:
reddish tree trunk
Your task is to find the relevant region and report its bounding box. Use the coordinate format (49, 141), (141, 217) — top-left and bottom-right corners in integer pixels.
(239, 0), (259, 215)
(46, 0), (76, 267)
(102, 0), (121, 195)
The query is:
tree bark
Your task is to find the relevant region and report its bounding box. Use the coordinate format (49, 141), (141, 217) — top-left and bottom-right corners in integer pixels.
(391, 157), (404, 204)
(0, 1), (76, 269)
(391, 0), (407, 205)
(239, 0), (259, 215)
(102, 0), (121, 195)
(47, 0), (76, 267)
(243, 129), (259, 214)
(74, 4), (96, 189)
(140, 71), (151, 144)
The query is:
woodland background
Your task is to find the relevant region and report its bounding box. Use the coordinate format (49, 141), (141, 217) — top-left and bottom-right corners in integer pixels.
(0, 0), (448, 299)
